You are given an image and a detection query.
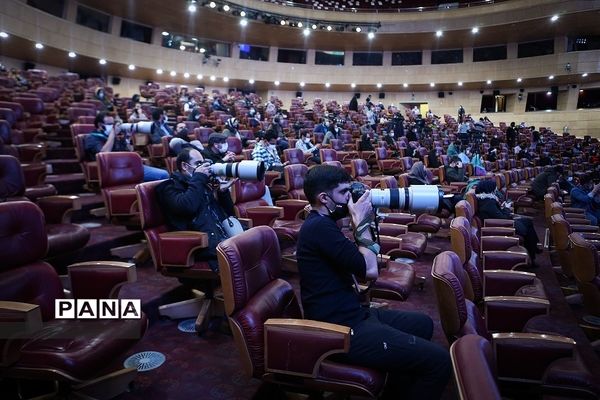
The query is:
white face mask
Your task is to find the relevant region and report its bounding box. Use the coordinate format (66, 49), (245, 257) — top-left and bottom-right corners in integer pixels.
(104, 124), (113, 133)
(304, 138), (311, 143)
(217, 143), (228, 154)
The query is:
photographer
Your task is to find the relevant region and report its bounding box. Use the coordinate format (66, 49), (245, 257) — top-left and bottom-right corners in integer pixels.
(295, 131), (321, 164)
(297, 165), (451, 400)
(150, 108), (173, 144)
(156, 148), (241, 272)
(570, 175), (600, 227)
(200, 132), (235, 164)
(84, 112), (168, 182)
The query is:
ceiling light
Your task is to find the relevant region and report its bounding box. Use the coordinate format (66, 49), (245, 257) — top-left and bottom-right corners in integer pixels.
(303, 28), (310, 36)
(548, 75), (554, 80)
(311, 24), (317, 30)
(240, 11), (246, 17)
(297, 22), (303, 28)
(197, 74), (203, 80)
(300, 82), (305, 87)
(547, 91), (552, 95)
(367, 32), (375, 39)
(199, 48), (206, 53)
(35, 43), (43, 49)
(325, 82), (330, 88)
(274, 81), (280, 86)
(356, 27), (362, 33)
(188, 3), (197, 12)
(209, 1), (216, 8)
(157, 69), (163, 74)
(249, 79), (255, 84)
(551, 15), (559, 22)
(68, 51), (76, 58)
(435, 30), (443, 37)
(280, 20), (286, 26)
(184, 72), (190, 78)
(128, 64), (135, 70)
(162, 31), (169, 36)
(170, 71), (176, 77)
(430, 82), (435, 87)
(99, 59), (107, 65)
(210, 75), (216, 81)
(582, 73), (588, 77)
(403, 83), (408, 88)
(458, 81), (463, 86)
(471, 27), (479, 34)
(223, 77), (229, 82)
(240, 19), (248, 26)
(223, 4), (230, 12)
(486, 79), (492, 84)
(179, 45), (186, 50)
(0, 32), (8, 39)
(517, 77), (522, 82)
(351, 83), (356, 88)
(376, 83), (382, 88)
(326, 25), (332, 31)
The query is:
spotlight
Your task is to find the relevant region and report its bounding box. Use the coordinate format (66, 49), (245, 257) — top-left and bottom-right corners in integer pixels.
(128, 64), (135, 70)
(546, 91), (552, 95)
(188, 2), (197, 12)
(210, 75), (216, 81)
(430, 82), (435, 87)
(303, 28), (310, 36)
(199, 48), (206, 53)
(162, 31), (169, 36)
(471, 27), (479, 34)
(170, 71), (176, 76)
(240, 19), (248, 26)
(35, 43), (44, 49)
(311, 24), (317, 30)
(99, 59), (107, 65)
(486, 79), (492, 84)
(249, 79), (255, 84)
(403, 83), (408, 88)
(240, 11), (246, 17)
(0, 31), (8, 38)
(179, 45), (186, 50)
(355, 27), (362, 33)
(517, 77), (522, 82)
(458, 81), (463, 86)
(223, 77), (229, 82)
(184, 72), (190, 78)
(326, 25), (332, 31)
(68, 51), (76, 58)
(367, 32), (375, 39)
(197, 74), (203, 80)
(300, 82), (305, 87)
(376, 83), (382, 88)
(280, 20), (286, 26)
(274, 80), (280, 86)
(435, 30), (443, 37)
(351, 83), (356, 88)
(297, 22), (303, 28)
(548, 75), (554, 80)
(157, 69), (163, 74)
(325, 82), (330, 88)
(582, 73), (588, 77)
(223, 5), (230, 12)
(551, 15), (559, 22)
(209, 1), (216, 8)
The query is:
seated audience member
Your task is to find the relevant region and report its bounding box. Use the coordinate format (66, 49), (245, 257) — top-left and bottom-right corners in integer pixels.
(381, 130), (397, 151)
(358, 132), (375, 152)
(128, 103), (149, 122)
(487, 147), (498, 163)
(427, 147), (440, 168)
(570, 175), (600, 226)
(445, 156), (468, 183)
(252, 130), (288, 172)
(323, 121), (340, 145)
(407, 161), (432, 185)
(188, 104), (203, 122)
(446, 141), (460, 158)
(457, 146), (471, 165)
(267, 116), (288, 151)
(313, 118), (328, 134)
(490, 133), (501, 147)
(95, 87), (113, 112)
(201, 132), (236, 164)
(247, 107), (261, 129)
(531, 165), (563, 201)
(475, 180), (541, 265)
(297, 165), (451, 400)
(295, 131), (321, 164)
(222, 118), (241, 139)
(85, 112), (168, 182)
(169, 122), (204, 155)
(212, 96), (228, 112)
(150, 107), (173, 144)
(183, 96), (196, 113)
(156, 148), (241, 271)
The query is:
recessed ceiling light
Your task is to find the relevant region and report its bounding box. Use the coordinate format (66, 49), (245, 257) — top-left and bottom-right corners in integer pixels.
(471, 27), (479, 34)
(188, 3), (197, 12)
(184, 72), (190, 78)
(297, 22), (303, 28)
(582, 73), (588, 77)
(199, 48), (206, 53)
(179, 45), (186, 51)
(209, 1), (216, 8)
(240, 11), (246, 17)
(210, 75), (216, 81)
(240, 19), (248, 27)
(356, 27), (362, 33)
(280, 20), (286, 26)
(161, 31), (169, 36)
(99, 59), (107, 65)
(249, 79), (255, 84)
(325, 82), (330, 88)
(486, 80), (492, 84)
(311, 24), (317, 30)
(548, 75), (554, 79)
(68, 51), (76, 58)
(223, 77), (229, 82)
(403, 83), (408, 88)
(326, 25), (332, 31)
(170, 71), (176, 77)
(274, 80), (280, 86)
(223, 5), (230, 12)
(517, 77), (522, 82)
(157, 69), (163, 74)
(197, 74), (203, 80)
(303, 28), (310, 36)
(551, 15), (559, 22)
(430, 82), (435, 87)
(351, 83), (356, 88)
(546, 91), (552, 95)
(300, 82), (305, 87)
(458, 81), (463, 86)
(435, 30), (443, 37)
(35, 43), (43, 49)
(376, 83), (382, 88)
(367, 32), (375, 39)
(128, 64), (135, 70)
(0, 31), (8, 39)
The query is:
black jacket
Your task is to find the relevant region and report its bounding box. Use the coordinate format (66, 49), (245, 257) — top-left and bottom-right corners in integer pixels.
(476, 197), (511, 220)
(156, 171), (233, 261)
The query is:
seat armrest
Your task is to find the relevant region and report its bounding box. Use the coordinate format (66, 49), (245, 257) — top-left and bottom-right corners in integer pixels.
(276, 199), (309, 220)
(237, 218), (253, 229)
(67, 261), (137, 299)
(379, 222), (408, 237)
(159, 231), (208, 267)
(484, 296), (549, 333)
(492, 333), (576, 382)
(481, 235), (521, 251)
(264, 171), (283, 186)
(480, 227), (516, 236)
(580, 232), (600, 241)
(563, 207), (585, 214)
(566, 217), (591, 225)
(483, 219), (514, 228)
(379, 212), (416, 225)
(571, 225), (599, 233)
(106, 188), (138, 216)
(483, 270), (536, 297)
(245, 206), (284, 227)
(482, 250), (529, 270)
(264, 318), (350, 378)
(0, 302), (43, 366)
(36, 195), (82, 224)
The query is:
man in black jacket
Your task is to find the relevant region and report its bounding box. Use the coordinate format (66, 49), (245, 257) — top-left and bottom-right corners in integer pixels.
(156, 147), (238, 271)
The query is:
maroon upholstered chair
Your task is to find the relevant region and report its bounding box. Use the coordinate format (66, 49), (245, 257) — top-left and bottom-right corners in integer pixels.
(74, 134), (99, 189)
(67, 106), (96, 123)
(283, 164), (307, 200)
(0, 155), (55, 201)
(283, 148), (305, 165)
(375, 147), (402, 175)
(226, 136), (245, 161)
(350, 158), (383, 188)
(136, 180), (219, 331)
(217, 226), (385, 398)
(377, 223), (427, 260)
(550, 214), (600, 279)
(455, 200), (516, 250)
(569, 233), (600, 317)
(0, 201), (147, 398)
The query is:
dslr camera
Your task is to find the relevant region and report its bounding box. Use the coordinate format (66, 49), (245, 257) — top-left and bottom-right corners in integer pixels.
(350, 182), (443, 214)
(119, 121), (153, 135)
(203, 160), (266, 181)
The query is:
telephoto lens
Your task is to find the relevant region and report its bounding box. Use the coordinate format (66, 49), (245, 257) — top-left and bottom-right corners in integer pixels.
(119, 121), (153, 134)
(350, 182), (442, 214)
(210, 160), (266, 181)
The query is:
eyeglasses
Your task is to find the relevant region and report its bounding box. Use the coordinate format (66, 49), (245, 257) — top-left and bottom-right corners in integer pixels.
(186, 160), (204, 168)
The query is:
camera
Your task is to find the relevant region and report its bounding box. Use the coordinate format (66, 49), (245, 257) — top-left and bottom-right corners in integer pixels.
(119, 121), (153, 135)
(210, 160), (266, 181)
(350, 182), (442, 214)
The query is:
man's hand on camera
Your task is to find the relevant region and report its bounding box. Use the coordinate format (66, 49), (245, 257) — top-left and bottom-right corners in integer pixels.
(219, 178), (238, 191)
(193, 163), (211, 177)
(348, 190), (373, 226)
(223, 152), (236, 162)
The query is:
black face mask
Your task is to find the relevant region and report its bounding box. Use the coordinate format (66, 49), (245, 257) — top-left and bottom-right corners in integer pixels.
(325, 194), (349, 221)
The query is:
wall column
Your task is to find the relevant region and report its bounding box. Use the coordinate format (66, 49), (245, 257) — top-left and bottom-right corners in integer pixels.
(64, 0), (77, 21)
(507, 42), (517, 59)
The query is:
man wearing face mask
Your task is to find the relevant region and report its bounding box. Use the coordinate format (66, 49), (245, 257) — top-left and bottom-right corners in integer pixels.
(202, 132), (236, 164)
(297, 165), (451, 400)
(570, 175), (600, 227)
(251, 130), (288, 172)
(156, 147), (240, 271)
(85, 112), (169, 182)
(150, 107), (173, 144)
(169, 122), (204, 155)
(295, 130), (321, 164)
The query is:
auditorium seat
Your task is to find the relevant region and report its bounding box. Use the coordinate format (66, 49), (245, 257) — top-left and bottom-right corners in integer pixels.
(283, 163), (307, 200)
(350, 158), (384, 188)
(0, 201), (147, 399)
(569, 233), (600, 317)
(216, 226), (385, 398)
(74, 133), (99, 189)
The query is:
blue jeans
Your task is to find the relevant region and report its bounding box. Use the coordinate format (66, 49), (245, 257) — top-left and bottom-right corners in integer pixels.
(340, 308), (451, 400)
(143, 165), (169, 182)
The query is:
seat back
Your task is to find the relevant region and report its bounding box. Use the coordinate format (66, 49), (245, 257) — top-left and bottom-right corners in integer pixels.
(320, 148), (337, 163)
(550, 214), (575, 277)
(96, 152), (144, 190)
(13, 97), (44, 115)
(136, 180), (169, 271)
(69, 123), (95, 140)
(350, 158), (369, 178)
(283, 148), (304, 165)
(217, 226), (302, 378)
(67, 107), (96, 122)
(569, 233), (600, 316)
(284, 164), (307, 200)
(450, 216), (482, 302)
(431, 251), (486, 343)
(450, 335), (501, 400)
(231, 179), (269, 217)
(0, 155), (26, 198)
(226, 136), (243, 155)
(379, 175), (398, 189)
